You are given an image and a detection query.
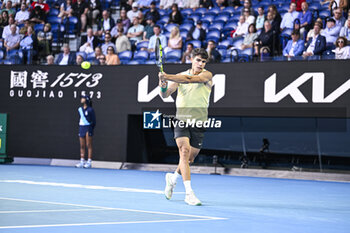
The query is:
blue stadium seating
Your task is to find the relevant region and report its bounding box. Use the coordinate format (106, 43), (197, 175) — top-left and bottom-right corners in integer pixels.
(208, 7), (220, 15)
(164, 23), (177, 32)
(145, 60), (156, 64)
(206, 30), (221, 43)
(195, 8), (208, 15)
(47, 16), (61, 25)
(218, 39), (233, 49)
(221, 6), (235, 16)
(76, 52), (87, 60)
(179, 23), (193, 32)
(48, 8), (59, 17)
(128, 60), (145, 65)
(186, 40), (202, 49)
(165, 50), (181, 61)
(208, 22), (225, 32)
(133, 50), (149, 62)
(136, 41), (149, 51)
(232, 37), (244, 48)
(118, 51), (133, 64)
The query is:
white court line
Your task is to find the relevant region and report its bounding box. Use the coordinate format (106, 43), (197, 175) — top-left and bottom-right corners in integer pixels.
(0, 218), (224, 229)
(0, 180), (185, 195)
(0, 208), (107, 214)
(0, 197), (227, 220)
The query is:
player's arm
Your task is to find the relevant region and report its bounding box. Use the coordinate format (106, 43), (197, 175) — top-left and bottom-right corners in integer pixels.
(159, 70), (213, 83)
(159, 79), (178, 98)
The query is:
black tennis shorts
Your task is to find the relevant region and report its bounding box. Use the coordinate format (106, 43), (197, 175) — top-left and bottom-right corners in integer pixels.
(174, 124), (206, 149)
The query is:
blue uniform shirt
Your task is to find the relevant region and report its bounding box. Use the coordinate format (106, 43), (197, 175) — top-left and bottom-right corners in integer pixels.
(78, 106), (96, 128)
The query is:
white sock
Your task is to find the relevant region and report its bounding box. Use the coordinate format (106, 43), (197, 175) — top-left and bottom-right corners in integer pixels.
(87, 159), (92, 163)
(80, 158), (85, 163)
(171, 171), (180, 184)
(183, 180), (193, 194)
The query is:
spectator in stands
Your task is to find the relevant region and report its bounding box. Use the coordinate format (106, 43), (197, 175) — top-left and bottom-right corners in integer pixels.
(306, 18), (324, 41)
(46, 54), (54, 65)
(283, 30), (304, 58)
(164, 26), (182, 53)
(137, 0), (153, 9)
(322, 18), (340, 47)
(76, 54), (84, 65)
(56, 44), (76, 65)
(37, 23), (52, 61)
(206, 40), (221, 63)
(241, 23), (258, 50)
(95, 10), (115, 37)
(2, 16), (18, 41)
(1, 0), (20, 10)
(4, 24), (20, 53)
(111, 19), (124, 41)
(303, 23), (327, 58)
(15, 3), (29, 24)
(29, 6), (46, 24)
(94, 46), (103, 60)
(217, 0), (229, 10)
(148, 24), (167, 52)
(168, 4), (182, 25)
(120, 9), (130, 34)
(291, 0), (306, 12)
(159, 0), (173, 9)
(144, 1), (160, 23)
(232, 16), (249, 38)
(267, 5), (282, 27)
(18, 19), (30, 37)
(143, 16), (155, 41)
(186, 20), (206, 42)
(80, 27), (99, 53)
(73, 0), (89, 33)
(243, 7), (255, 25)
(101, 33), (116, 55)
(200, 0), (213, 9)
(333, 36), (350, 58)
(98, 54), (106, 65)
(340, 19), (350, 41)
(188, 0), (200, 10)
(280, 3), (299, 32)
(266, 11), (279, 34)
(31, 0), (50, 15)
(181, 42), (193, 63)
(127, 16), (144, 50)
(333, 8), (346, 32)
(256, 7), (265, 30)
(88, 0), (102, 26)
(298, 1), (312, 38)
(1, 1), (16, 17)
(0, 11), (9, 28)
(241, 0), (254, 15)
(58, 0), (74, 19)
(115, 28), (131, 53)
(138, 11), (146, 26)
(254, 21), (275, 56)
(105, 46), (120, 65)
(127, 2), (140, 22)
(120, 0), (132, 12)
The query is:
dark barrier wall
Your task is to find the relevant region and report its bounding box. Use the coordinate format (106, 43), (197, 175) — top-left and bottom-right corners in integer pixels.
(0, 60), (349, 161)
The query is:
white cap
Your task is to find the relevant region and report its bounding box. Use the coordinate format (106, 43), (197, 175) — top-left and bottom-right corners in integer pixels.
(132, 2), (138, 7)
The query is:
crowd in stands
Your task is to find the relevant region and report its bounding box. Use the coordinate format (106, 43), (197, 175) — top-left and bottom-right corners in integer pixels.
(0, 0), (350, 65)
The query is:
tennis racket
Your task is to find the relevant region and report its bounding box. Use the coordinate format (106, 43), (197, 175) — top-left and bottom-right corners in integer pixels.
(155, 37), (166, 85)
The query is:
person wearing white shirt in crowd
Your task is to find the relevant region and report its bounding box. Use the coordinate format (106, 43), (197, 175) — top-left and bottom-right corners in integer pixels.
(159, 0), (174, 9)
(4, 24), (20, 52)
(255, 7), (265, 30)
(2, 16), (18, 41)
(233, 16), (249, 37)
(243, 7), (255, 25)
(137, 0), (153, 9)
(127, 16), (144, 49)
(127, 2), (140, 21)
(1, 0), (21, 9)
(332, 36), (350, 59)
(340, 19), (350, 41)
(332, 7), (346, 32)
(148, 25), (167, 52)
(14, 3), (30, 24)
(280, 2), (299, 32)
(115, 28), (131, 53)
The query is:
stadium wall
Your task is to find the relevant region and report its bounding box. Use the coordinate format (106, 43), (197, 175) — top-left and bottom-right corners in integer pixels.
(0, 60), (350, 162)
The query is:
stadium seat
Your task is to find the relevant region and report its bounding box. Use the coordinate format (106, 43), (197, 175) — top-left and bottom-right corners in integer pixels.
(128, 60), (144, 65)
(319, 10), (331, 18)
(187, 14), (201, 22)
(221, 6), (235, 16)
(208, 22), (224, 32)
(218, 49), (227, 59)
(195, 8), (208, 15)
(180, 30), (187, 40)
(145, 60), (156, 65)
(206, 30), (221, 43)
(158, 9), (167, 16)
(157, 16), (169, 25)
(214, 14), (230, 24)
(164, 31), (171, 39)
(0, 50), (4, 60)
(222, 21), (237, 37)
(3, 59), (12, 65)
(218, 39), (232, 49)
(165, 50), (181, 61)
(186, 40), (202, 49)
(201, 15), (215, 24)
(164, 23), (177, 32)
(181, 8), (193, 17)
(118, 50), (133, 64)
(230, 14), (241, 21)
(102, 0), (112, 10)
(133, 50), (149, 62)
(48, 8), (59, 16)
(34, 24), (44, 34)
(232, 37), (244, 48)
(208, 7), (220, 15)
(63, 17), (78, 36)
(179, 23), (193, 32)
(259, 1), (270, 8)
(149, 52), (156, 60)
(47, 16), (61, 25)
(136, 41), (149, 51)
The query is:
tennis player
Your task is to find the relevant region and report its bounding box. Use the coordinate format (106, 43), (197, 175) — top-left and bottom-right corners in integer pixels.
(75, 95), (96, 169)
(159, 48), (213, 206)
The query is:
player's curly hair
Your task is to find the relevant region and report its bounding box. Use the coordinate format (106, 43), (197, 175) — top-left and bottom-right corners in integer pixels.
(191, 48), (209, 61)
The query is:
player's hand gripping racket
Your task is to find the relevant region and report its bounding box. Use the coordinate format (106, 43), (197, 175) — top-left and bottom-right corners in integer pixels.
(155, 37), (166, 85)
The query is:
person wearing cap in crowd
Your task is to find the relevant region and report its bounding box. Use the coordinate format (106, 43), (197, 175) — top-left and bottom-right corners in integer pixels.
(127, 16), (145, 50)
(144, 1), (160, 22)
(111, 19), (124, 41)
(95, 10), (115, 37)
(75, 95), (96, 169)
(303, 23), (327, 58)
(186, 20), (206, 42)
(143, 16), (155, 40)
(127, 2), (141, 22)
(322, 17), (340, 48)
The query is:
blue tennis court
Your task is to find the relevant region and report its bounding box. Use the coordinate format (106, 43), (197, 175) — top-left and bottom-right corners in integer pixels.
(0, 164), (349, 233)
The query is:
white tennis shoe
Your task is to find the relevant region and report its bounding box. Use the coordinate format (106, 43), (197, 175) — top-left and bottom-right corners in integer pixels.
(75, 161), (84, 168)
(164, 173), (176, 200)
(83, 161), (92, 168)
(185, 191), (202, 206)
